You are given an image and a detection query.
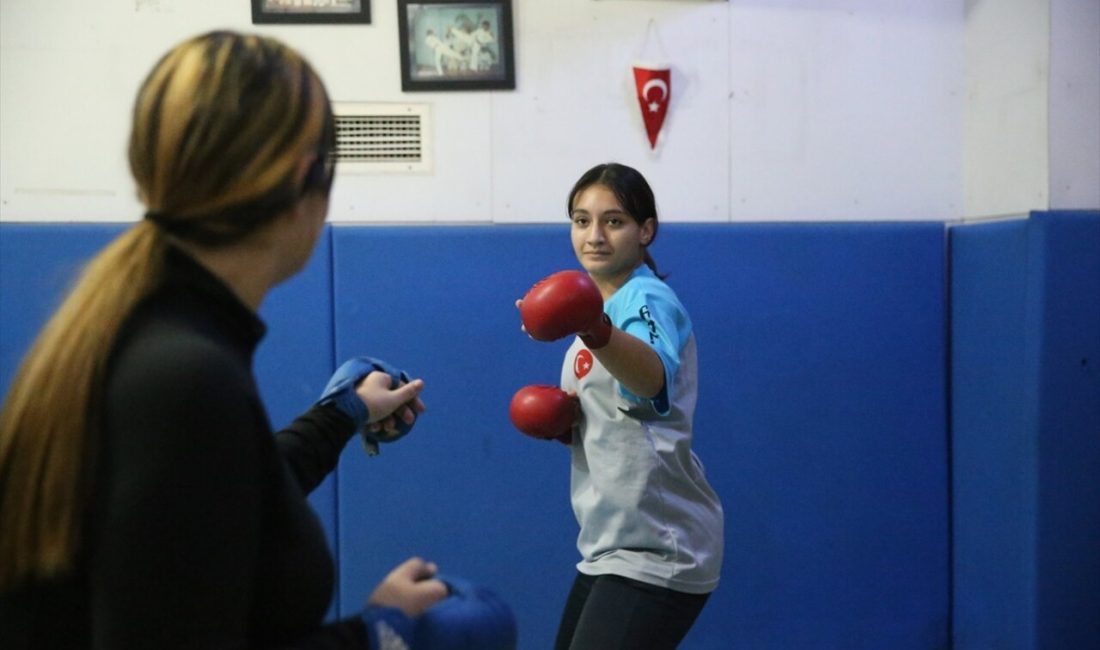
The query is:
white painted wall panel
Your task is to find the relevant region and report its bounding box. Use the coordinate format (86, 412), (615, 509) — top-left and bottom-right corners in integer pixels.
(729, 2), (964, 220)
(493, 2), (730, 223)
(963, 0), (1051, 218)
(3, 0), (1093, 224)
(1049, 0), (1100, 210)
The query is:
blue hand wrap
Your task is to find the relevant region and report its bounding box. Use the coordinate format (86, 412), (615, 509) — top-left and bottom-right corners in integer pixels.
(317, 356), (414, 455)
(414, 575), (518, 650)
(360, 605), (415, 650)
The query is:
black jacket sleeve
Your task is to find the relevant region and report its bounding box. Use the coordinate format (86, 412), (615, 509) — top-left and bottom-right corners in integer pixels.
(275, 405), (357, 495)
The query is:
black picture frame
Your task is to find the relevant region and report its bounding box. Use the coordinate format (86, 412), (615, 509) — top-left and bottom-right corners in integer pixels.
(397, 0), (515, 91)
(251, 0), (371, 25)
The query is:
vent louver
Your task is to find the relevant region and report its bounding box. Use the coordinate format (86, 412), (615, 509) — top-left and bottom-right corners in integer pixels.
(332, 103), (432, 173)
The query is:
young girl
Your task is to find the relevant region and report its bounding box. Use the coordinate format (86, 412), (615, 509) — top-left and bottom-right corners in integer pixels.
(518, 163), (724, 649)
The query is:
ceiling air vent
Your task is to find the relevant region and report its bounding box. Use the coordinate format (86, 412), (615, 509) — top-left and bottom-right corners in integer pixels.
(332, 102), (432, 173)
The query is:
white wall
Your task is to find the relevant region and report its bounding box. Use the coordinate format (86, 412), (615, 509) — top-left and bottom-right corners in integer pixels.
(1049, 0), (1100, 210)
(962, 0), (1050, 219)
(0, 1), (1093, 224)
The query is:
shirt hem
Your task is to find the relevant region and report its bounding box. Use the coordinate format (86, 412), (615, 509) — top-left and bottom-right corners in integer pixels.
(575, 561), (719, 595)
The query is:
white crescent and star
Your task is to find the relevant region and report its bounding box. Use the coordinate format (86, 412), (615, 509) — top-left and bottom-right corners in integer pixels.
(641, 78), (669, 113)
(574, 349), (594, 379)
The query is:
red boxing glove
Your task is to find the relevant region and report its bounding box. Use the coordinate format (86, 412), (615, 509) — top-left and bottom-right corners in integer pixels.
(509, 385), (577, 444)
(520, 271), (612, 349)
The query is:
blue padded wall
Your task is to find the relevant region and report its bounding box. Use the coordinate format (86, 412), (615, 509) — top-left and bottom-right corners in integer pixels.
(951, 210), (1100, 650)
(0, 223), (341, 617)
(1029, 212), (1100, 648)
(7, 214), (1096, 648)
(660, 223), (950, 649)
(0, 224), (126, 401)
(330, 225), (581, 648)
(950, 218), (1035, 648)
(330, 222), (950, 649)
(2, 220), (956, 648)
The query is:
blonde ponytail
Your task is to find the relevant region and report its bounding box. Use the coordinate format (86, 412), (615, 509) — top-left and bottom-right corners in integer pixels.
(0, 29), (332, 591)
(0, 222), (166, 589)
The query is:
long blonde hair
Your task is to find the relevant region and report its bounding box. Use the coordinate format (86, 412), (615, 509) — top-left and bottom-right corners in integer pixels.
(0, 31), (334, 590)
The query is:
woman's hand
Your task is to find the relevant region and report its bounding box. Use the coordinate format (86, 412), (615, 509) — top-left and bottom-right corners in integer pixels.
(368, 557), (449, 618)
(356, 371), (426, 436)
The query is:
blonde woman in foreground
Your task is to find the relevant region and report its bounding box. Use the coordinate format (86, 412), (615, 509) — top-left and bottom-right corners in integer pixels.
(0, 30), (514, 650)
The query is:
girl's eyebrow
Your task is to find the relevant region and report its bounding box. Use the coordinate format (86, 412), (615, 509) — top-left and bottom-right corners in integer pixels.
(571, 209), (628, 218)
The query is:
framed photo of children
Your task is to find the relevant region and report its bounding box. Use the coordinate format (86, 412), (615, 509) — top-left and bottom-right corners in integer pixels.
(397, 0), (515, 91)
(251, 0), (370, 25)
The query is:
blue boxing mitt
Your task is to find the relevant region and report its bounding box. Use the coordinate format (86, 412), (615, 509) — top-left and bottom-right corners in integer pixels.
(317, 356), (415, 455)
(414, 576), (518, 650)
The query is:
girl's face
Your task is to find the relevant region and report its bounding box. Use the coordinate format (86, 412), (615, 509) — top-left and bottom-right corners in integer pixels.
(570, 184), (654, 286)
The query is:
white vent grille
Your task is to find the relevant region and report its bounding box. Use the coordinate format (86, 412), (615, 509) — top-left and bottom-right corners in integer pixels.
(332, 102), (432, 173)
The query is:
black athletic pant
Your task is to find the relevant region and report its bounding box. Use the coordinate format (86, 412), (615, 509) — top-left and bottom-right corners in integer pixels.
(554, 572), (711, 650)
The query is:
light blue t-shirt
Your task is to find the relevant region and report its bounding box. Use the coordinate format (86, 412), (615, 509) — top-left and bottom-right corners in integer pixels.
(560, 265), (724, 594)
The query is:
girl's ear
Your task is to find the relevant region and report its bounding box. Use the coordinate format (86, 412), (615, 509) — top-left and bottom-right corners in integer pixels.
(640, 218), (656, 245)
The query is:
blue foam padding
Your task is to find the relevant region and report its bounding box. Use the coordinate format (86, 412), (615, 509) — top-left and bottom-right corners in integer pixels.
(331, 225), (580, 647)
(1029, 211), (1100, 649)
(950, 218), (1035, 648)
(1, 220), (957, 647)
(951, 210), (1100, 649)
(0, 222), (341, 619)
(0, 223), (126, 401)
(331, 222), (950, 649)
(663, 223), (950, 649)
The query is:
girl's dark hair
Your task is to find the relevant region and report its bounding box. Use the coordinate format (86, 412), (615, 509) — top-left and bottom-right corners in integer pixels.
(567, 162), (666, 279)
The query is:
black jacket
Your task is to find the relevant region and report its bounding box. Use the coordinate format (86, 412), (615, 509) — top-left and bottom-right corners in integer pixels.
(1, 246), (367, 649)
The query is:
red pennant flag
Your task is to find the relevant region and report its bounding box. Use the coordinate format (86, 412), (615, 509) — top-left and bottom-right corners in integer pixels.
(632, 65), (671, 149)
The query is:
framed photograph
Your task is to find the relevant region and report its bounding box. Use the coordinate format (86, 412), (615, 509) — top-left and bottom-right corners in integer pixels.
(251, 0), (370, 25)
(398, 0), (515, 91)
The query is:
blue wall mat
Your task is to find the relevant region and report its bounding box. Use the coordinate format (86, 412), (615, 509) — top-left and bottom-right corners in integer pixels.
(951, 210), (1100, 650)
(660, 223), (950, 650)
(2, 221), (955, 647)
(0, 222), (341, 619)
(1029, 211), (1100, 649)
(0, 223), (125, 400)
(1030, 211), (1100, 648)
(331, 225), (581, 648)
(253, 225), (339, 619)
(950, 218), (1035, 649)
(331, 222), (950, 649)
